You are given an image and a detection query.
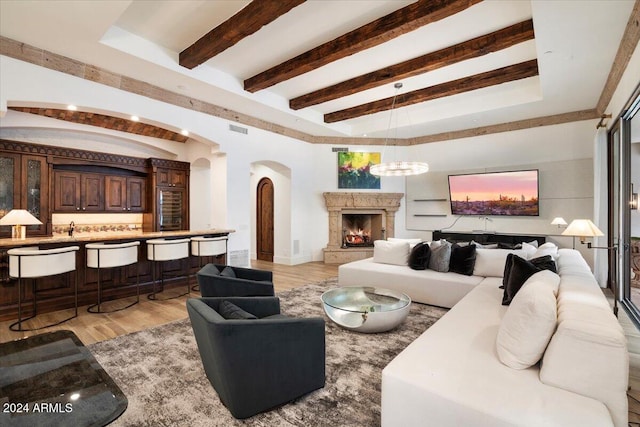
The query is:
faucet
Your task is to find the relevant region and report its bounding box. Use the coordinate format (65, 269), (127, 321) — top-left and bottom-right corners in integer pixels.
(68, 221), (75, 237)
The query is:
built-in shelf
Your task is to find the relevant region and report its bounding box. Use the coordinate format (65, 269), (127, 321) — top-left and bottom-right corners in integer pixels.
(413, 198), (448, 202)
(414, 214), (448, 217)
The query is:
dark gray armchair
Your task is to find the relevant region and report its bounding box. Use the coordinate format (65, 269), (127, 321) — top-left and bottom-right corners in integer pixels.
(196, 264), (274, 297)
(186, 296), (326, 419)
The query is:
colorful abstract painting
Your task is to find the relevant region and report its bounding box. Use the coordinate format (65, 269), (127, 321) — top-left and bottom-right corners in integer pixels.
(338, 152), (380, 189)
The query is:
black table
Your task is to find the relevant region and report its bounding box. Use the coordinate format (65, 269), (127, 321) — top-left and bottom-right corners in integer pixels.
(0, 330), (127, 426)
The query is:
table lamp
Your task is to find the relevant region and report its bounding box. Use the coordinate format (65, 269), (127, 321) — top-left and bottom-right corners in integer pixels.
(561, 219), (604, 246)
(0, 209), (43, 239)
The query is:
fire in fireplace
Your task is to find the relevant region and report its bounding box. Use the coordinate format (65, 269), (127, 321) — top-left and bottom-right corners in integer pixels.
(342, 213), (384, 247)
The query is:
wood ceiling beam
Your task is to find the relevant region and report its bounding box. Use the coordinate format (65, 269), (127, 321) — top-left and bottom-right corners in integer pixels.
(9, 107), (189, 143)
(324, 59), (539, 123)
(244, 0), (483, 93)
(290, 19), (534, 110)
(179, 0), (306, 70)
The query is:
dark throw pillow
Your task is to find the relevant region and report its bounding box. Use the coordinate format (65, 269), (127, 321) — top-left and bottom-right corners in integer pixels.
(220, 266), (237, 278)
(449, 243), (477, 276)
(501, 255), (558, 305)
(409, 242), (431, 270)
(218, 300), (257, 320)
(428, 240), (452, 273)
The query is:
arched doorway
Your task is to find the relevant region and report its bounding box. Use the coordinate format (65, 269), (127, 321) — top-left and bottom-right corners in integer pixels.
(256, 177), (274, 262)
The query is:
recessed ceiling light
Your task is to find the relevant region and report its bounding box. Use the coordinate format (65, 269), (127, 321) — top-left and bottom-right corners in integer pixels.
(181, 129), (189, 136)
(130, 115), (139, 122)
(67, 105), (77, 111)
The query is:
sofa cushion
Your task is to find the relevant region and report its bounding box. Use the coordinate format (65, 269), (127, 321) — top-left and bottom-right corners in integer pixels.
(473, 248), (526, 278)
(532, 242), (559, 260)
(502, 255), (558, 305)
(496, 270), (560, 369)
(388, 237), (423, 249)
(218, 300), (258, 319)
(429, 240), (452, 273)
(374, 240), (410, 266)
(220, 266), (237, 278)
(449, 243), (476, 276)
(408, 242), (431, 270)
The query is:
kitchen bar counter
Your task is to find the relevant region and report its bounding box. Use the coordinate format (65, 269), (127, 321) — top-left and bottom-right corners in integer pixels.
(0, 229), (235, 248)
(0, 229), (234, 323)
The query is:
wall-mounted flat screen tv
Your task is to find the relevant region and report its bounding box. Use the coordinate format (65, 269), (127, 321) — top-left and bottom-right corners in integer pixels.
(448, 169), (539, 216)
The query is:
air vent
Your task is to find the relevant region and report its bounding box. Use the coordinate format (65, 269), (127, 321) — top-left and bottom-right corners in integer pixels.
(332, 147), (348, 152)
(229, 124), (248, 134)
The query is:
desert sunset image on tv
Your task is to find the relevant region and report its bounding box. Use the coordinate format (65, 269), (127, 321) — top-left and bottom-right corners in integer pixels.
(448, 170), (539, 216)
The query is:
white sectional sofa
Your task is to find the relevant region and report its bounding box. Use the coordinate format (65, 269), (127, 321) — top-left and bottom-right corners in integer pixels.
(339, 247), (628, 427)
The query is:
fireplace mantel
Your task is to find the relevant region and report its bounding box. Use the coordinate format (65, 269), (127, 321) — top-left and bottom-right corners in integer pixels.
(323, 192), (404, 264)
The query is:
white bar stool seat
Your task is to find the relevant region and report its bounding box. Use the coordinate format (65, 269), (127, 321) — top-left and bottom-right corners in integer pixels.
(147, 238), (191, 300)
(86, 241), (141, 313)
(190, 235), (228, 291)
(7, 245), (80, 331)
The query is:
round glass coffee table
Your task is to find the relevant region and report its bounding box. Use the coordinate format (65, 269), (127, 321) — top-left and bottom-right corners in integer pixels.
(321, 287), (411, 333)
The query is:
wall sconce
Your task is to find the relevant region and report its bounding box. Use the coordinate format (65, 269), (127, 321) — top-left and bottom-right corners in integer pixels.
(550, 217), (567, 228)
(631, 183), (638, 210)
(562, 218), (618, 315)
(0, 209), (43, 239)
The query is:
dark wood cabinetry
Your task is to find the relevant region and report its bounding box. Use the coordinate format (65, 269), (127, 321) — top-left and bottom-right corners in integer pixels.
(0, 152), (49, 237)
(105, 176), (147, 212)
(144, 159), (190, 232)
(157, 168), (186, 188)
(53, 171), (104, 212)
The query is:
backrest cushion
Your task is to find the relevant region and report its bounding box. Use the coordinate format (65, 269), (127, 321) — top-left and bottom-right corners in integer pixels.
(473, 248), (526, 278)
(373, 240), (410, 266)
(449, 243), (477, 276)
(220, 266), (237, 278)
(218, 300), (257, 320)
(388, 237), (423, 249)
(496, 269), (560, 369)
(408, 242), (431, 270)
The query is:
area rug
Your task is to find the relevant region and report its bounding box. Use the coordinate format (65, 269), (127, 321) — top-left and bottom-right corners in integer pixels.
(88, 279), (448, 426)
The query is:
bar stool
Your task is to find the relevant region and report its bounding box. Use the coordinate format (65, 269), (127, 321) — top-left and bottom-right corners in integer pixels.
(147, 238), (191, 300)
(8, 246), (80, 331)
(86, 241), (141, 313)
(190, 235), (228, 291)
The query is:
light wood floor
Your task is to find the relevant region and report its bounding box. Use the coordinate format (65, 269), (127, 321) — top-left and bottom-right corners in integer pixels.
(0, 260), (338, 346)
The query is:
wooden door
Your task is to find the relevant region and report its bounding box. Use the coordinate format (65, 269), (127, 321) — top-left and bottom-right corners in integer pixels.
(105, 176), (127, 211)
(54, 171), (81, 211)
(81, 173), (104, 211)
(256, 177), (274, 262)
(127, 177), (146, 212)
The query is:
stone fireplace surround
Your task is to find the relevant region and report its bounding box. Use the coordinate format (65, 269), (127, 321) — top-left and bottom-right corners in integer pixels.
(323, 192), (404, 264)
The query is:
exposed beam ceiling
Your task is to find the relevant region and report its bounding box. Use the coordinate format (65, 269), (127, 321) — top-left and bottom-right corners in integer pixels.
(243, 0), (483, 93)
(8, 107), (189, 143)
(290, 19), (535, 110)
(0, 1), (635, 144)
(179, 0), (306, 70)
(325, 59), (539, 123)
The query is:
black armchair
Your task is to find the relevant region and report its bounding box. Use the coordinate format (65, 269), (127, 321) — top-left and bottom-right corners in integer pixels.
(186, 296), (326, 419)
(196, 264), (274, 297)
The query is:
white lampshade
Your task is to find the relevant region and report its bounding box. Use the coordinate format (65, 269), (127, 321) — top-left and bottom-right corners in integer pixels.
(550, 217), (567, 226)
(0, 209), (42, 226)
(562, 219), (604, 243)
(0, 209), (42, 239)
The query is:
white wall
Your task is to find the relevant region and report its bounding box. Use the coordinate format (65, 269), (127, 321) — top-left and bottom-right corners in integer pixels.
(0, 54), (602, 265)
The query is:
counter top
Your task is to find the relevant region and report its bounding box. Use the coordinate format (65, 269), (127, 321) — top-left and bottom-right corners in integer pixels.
(0, 229), (234, 248)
